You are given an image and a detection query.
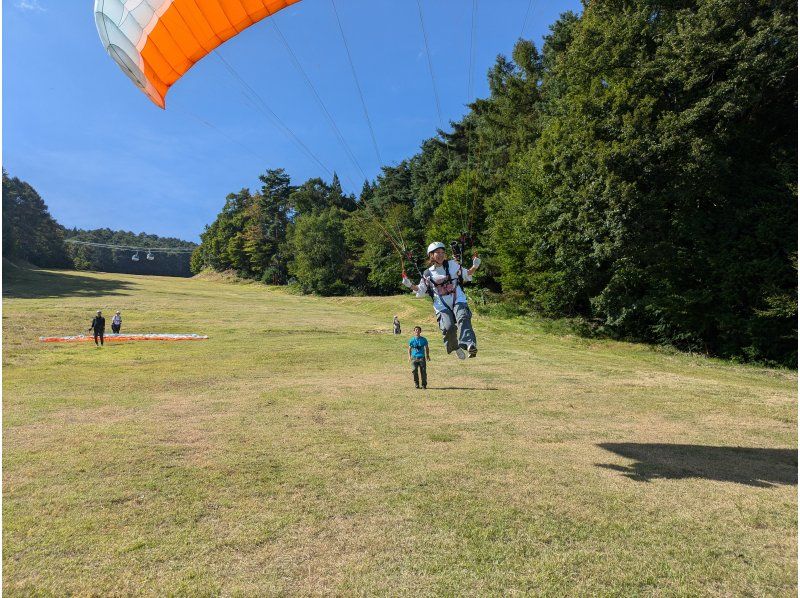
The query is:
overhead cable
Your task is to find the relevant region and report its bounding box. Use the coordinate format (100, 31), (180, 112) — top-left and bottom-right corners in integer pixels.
(330, 0), (383, 167)
(175, 107), (273, 166)
(464, 0), (479, 235)
(214, 50), (335, 179)
(64, 239), (195, 253)
(269, 18), (368, 183)
(520, 0), (538, 38)
(415, 0), (446, 131)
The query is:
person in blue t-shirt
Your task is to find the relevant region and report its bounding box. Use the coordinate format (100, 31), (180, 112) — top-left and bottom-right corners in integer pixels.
(408, 326), (430, 389)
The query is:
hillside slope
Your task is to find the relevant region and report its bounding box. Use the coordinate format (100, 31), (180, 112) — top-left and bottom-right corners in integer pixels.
(3, 267), (797, 595)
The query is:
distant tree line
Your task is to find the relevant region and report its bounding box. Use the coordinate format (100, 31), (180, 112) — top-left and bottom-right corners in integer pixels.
(194, 0), (797, 365)
(64, 229), (195, 277)
(2, 170), (196, 277)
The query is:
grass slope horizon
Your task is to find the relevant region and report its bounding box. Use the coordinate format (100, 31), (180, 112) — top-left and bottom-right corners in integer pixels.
(3, 266), (797, 595)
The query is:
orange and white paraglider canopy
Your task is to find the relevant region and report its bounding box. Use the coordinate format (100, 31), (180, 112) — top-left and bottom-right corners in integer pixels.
(94, 0), (301, 108)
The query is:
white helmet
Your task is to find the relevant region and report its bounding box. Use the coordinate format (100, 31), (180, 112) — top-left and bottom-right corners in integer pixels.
(427, 241), (446, 254)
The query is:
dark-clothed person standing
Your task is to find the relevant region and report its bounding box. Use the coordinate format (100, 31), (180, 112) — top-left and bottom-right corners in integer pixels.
(408, 326), (430, 389)
(88, 310), (105, 346)
(393, 315), (401, 335)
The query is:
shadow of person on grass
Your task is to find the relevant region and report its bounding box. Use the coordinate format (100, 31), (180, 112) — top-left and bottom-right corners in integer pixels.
(596, 443), (797, 487)
(425, 387), (499, 391)
(3, 268), (136, 299)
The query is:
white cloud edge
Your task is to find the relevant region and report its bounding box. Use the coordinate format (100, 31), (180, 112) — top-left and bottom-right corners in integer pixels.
(16, 0), (46, 12)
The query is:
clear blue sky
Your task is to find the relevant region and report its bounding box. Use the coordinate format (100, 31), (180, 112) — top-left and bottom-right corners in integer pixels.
(4, 0), (582, 241)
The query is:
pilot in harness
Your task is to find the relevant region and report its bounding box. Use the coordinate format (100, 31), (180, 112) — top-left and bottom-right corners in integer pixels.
(402, 238), (481, 359)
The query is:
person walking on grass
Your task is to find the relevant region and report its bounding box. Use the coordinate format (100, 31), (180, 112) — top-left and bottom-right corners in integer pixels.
(393, 315), (401, 335)
(408, 326), (430, 389)
(111, 311), (122, 334)
(402, 242), (481, 360)
(88, 310), (105, 346)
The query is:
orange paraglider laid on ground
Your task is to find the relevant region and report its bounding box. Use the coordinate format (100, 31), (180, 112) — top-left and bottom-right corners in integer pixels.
(40, 334), (209, 343)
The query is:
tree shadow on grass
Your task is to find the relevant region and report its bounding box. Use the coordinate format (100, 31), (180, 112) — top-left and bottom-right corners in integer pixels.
(3, 268), (136, 299)
(596, 443), (797, 487)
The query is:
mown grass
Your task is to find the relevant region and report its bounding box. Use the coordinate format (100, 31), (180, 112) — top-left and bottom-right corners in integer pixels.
(3, 266), (797, 596)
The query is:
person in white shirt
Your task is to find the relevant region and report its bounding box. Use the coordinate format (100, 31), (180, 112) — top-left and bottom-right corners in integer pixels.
(402, 242), (481, 359)
(111, 311), (122, 334)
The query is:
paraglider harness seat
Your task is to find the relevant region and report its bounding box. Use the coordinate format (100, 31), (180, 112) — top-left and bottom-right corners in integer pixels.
(421, 259), (465, 319)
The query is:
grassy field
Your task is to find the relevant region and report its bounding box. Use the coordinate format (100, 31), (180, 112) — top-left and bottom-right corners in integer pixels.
(3, 266), (797, 596)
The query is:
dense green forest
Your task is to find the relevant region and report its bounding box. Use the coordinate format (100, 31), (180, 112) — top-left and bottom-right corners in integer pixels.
(194, 0), (797, 366)
(2, 170), (196, 277)
(3, 171), (70, 269)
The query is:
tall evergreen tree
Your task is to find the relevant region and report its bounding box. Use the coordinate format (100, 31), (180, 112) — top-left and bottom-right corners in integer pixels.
(289, 207), (349, 295)
(2, 170), (69, 268)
